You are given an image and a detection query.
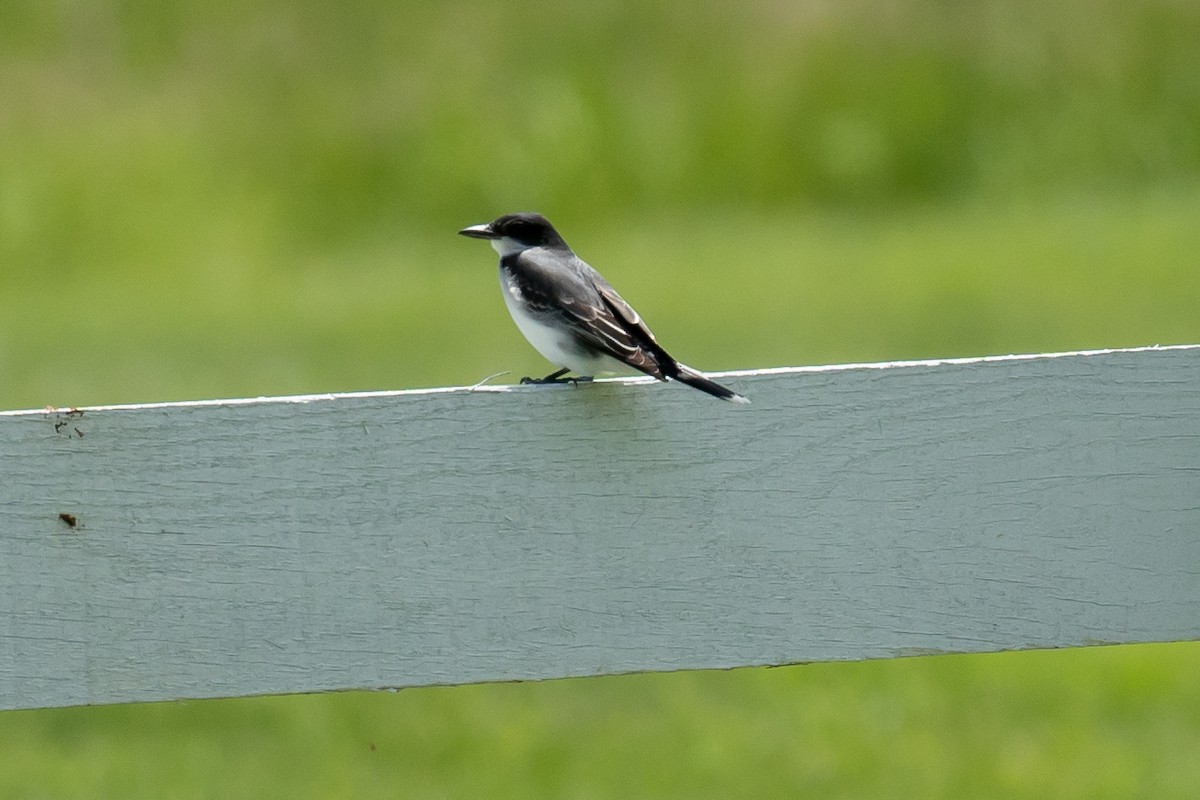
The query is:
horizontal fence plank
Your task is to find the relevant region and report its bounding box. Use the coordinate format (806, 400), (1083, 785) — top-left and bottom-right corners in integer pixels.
(1, 345), (1198, 711)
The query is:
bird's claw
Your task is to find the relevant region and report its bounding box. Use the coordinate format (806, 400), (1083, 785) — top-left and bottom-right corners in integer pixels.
(520, 375), (593, 386)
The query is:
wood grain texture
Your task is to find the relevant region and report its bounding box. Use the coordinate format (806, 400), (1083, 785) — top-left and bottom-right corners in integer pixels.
(2, 346), (1198, 711)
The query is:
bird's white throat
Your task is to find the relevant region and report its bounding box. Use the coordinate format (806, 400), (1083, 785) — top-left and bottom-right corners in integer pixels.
(490, 237), (533, 258)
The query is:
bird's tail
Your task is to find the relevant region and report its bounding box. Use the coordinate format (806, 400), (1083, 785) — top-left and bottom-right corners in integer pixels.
(671, 364), (750, 404)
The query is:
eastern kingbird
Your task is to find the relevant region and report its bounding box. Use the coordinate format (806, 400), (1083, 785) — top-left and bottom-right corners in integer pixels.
(459, 212), (749, 404)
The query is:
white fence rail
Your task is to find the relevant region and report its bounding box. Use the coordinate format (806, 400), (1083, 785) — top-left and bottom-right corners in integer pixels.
(2, 345), (1198, 712)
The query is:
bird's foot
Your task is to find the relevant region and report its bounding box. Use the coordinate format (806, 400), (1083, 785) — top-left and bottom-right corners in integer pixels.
(520, 369), (593, 386)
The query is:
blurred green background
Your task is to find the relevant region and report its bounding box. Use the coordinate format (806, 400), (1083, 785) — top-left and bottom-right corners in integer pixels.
(2, 0), (1198, 797)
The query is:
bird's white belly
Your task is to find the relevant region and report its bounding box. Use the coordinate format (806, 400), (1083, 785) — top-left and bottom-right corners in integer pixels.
(500, 272), (629, 376)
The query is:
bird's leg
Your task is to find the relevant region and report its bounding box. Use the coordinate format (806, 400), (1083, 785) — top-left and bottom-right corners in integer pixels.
(520, 367), (570, 384)
(520, 368), (594, 385)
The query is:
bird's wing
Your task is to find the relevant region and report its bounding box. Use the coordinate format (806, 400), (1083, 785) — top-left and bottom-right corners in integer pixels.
(560, 269), (675, 380)
(508, 249), (677, 379)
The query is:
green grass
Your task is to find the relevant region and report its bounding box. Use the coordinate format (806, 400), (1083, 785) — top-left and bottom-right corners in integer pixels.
(2, 644), (1199, 799)
(2, 1), (1200, 796)
(2, 188), (1198, 409)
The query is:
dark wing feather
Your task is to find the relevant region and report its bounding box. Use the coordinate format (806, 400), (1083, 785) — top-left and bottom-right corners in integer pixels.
(556, 266), (682, 380)
(586, 276), (677, 379)
(506, 250), (678, 380)
(503, 248), (747, 402)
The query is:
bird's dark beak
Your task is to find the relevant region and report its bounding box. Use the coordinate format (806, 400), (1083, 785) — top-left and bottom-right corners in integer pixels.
(458, 223), (498, 239)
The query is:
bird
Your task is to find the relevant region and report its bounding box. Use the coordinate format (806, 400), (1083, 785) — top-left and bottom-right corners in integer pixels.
(459, 212), (748, 404)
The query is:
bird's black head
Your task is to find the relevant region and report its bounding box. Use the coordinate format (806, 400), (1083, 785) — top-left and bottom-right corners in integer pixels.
(458, 212), (567, 250)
